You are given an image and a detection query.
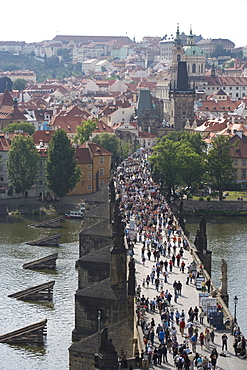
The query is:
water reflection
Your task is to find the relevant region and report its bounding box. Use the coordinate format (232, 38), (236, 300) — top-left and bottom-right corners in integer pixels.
(0, 214), (81, 370)
(186, 215), (247, 337)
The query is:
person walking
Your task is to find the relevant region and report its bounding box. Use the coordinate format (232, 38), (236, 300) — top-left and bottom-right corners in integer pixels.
(199, 310), (205, 325)
(179, 319), (185, 337)
(221, 333), (228, 351)
(199, 332), (205, 350)
(210, 328), (215, 344)
(191, 334), (197, 353)
(210, 348), (218, 369)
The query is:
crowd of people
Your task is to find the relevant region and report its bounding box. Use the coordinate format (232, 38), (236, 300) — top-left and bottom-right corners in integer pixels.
(115, 151), (246, 369)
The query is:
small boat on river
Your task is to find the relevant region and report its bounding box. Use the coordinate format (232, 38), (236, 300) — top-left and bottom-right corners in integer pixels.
(64, 204), (85, 219)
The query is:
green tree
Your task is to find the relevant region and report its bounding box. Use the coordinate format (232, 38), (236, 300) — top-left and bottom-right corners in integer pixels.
(74, 119), (97, 144)
(150, 139), (180, 199)
(46, 129), (81, 197)
(7, 134), (39, 196)
(93, 133), (121, 167)
(176, 141), (205, 192)
(57, 48), (71, 62)
(206, 136), (236, 201)
(0, 76), (12, 93)
(4, 63), (19, 71)
(13, 78), (27, 91)
(3, 122), (35, 135)
(46, 55), (60, 68)
(150, 133), (205, 200)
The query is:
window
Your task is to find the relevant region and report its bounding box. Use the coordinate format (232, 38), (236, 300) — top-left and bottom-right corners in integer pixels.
(242, 169), (246, 179)
(230, 87), (232, 90)
(233, 159), (238, 166)
(87, 184), (92, 190)
(236, 93), (239, 97)
(242, 159), (246, 166)
(39, 180), (43, 185)
(192, 64), (196, 73)
(39, 161), (43, 167)
(87, 171), (92, 178)
(99, 168), (104, 176)
(100, 180), (104, 187)
(39, 170), (43, 176)
(100, 157), (104, 164)
(87, 164), (92, 169)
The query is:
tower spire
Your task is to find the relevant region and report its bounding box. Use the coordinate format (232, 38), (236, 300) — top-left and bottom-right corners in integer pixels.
(174, 23), (182, 46)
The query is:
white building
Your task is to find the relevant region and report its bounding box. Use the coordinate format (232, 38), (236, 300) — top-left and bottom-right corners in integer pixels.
(81, 59), (98, 74)
(159, 36), (174, 64)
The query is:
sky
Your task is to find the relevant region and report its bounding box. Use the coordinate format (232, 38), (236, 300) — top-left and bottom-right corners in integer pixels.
(2, 0), (247, 48)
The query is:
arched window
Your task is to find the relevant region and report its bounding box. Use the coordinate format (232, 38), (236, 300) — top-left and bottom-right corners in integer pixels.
(177, 54), (181, 62)
(201, 64), (203, 73)
(192, 64), (196, 73)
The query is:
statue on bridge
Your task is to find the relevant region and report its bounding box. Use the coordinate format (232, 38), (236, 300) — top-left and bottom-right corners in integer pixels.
(194, 216), (207, 253)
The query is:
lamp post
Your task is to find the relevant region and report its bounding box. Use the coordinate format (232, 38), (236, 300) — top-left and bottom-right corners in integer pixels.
(234, 295), (238, 323)
(97, 310), (101, 352)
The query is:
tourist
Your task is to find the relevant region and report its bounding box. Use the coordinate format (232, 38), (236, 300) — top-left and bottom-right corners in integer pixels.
(233, 337), (239, 356)
(210, 328), (215, 344)
(134, 349), (140, 367)
(221, 333), (228, 351)
(191, 333), (197, 353)
(210, 348), (218, 369)
(199, 332), (205, 350)
(179, 319), (185, 337)
(199, 310), (205, 325)
(181, 260), (185, 273)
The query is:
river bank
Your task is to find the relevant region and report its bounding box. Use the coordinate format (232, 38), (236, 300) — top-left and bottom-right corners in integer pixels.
(0, 194), (86, 216)
(173, 198), (247, 216)
(1, 196), (247, 217)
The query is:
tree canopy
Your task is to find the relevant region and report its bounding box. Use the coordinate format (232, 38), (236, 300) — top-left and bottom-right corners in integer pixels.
(7, 134), (39, 196)
(150, 132), (205, 199)
(0, 76), (12, 93)
(92, 133), (121, 167)
(74, 119), (97, 144)
(46, 129), (81, 197)
(206, 136), (235, 200)
(13, 78), (28, 91)
(3, 122), (35, 135)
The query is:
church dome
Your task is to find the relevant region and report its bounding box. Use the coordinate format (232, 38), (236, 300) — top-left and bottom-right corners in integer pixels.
(183, 44), (204, 56)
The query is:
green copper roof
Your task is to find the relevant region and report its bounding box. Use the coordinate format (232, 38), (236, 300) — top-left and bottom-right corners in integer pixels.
(183, 45), (204, 56)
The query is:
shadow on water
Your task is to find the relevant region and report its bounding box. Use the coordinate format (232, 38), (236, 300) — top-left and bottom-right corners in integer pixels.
(9, 343), (47, 356)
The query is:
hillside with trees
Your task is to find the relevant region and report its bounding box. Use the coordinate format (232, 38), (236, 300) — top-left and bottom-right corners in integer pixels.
(0, 52), (82, 82)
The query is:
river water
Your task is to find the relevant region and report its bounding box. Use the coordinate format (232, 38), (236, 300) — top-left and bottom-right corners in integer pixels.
(0, 214), (82, 370)
(0, 213), (246, 369)
(186, 215), (247, 338)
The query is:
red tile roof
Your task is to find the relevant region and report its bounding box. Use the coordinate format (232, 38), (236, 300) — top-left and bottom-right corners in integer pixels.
(229, 134), (247, 158)
(32, 130), (55, 145)
(80, 141), (112, 156)
(75, 147), (93, 164)
(93, 120), (114, 134)
(49, 105), (91, 133)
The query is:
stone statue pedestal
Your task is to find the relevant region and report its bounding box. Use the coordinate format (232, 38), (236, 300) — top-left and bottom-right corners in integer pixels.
(195, 250), (212, 276)
(94, 353), (119, 369)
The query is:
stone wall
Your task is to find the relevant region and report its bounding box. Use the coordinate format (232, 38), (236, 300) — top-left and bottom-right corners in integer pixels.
(183, 199), (247, 213)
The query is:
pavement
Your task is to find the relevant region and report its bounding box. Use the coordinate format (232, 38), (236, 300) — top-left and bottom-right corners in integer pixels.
(133, 239), (247, 370)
